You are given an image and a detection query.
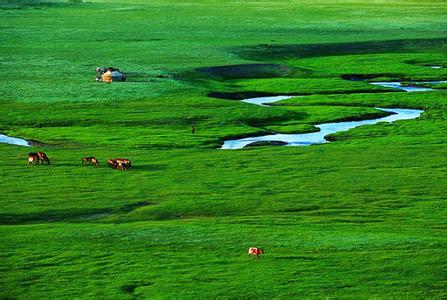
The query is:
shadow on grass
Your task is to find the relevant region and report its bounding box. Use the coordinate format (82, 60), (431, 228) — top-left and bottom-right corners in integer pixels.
(275, 256), (317, 260)
(195, 63), (308, 80)
(234, 37), (447, 61)
(0, 201), (158, 225)
(121, 281), (154, 294)
(121, 164), (167, 172)
(208, 88), (398, 100)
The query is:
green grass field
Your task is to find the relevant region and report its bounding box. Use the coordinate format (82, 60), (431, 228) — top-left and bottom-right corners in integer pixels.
(1, 0), (447, 298)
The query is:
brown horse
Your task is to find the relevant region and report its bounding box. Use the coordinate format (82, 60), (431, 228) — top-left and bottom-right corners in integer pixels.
(107, 159), (118, 169)
(248, 247), (264, 259)
(116, 160), (127, 171)
(82, 157), (99, 167)
(28, 153), (39, 165)
(37, 151), (50, 165)
(107, 158), (131, 171)
(115, 158), (131, 168)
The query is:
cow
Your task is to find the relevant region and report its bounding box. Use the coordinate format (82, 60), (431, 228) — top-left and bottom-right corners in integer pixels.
(248, 247), (264, 258)
(37, 151), (50, 165)
(82, 157), (99, 167)
(28, 153), (39, 165)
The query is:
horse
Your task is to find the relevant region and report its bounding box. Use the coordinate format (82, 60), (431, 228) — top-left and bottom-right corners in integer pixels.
(37, 151), (50, 164)
(116, 160), (128, 171)
(28, 153), (39, 165)
(107, 159), (118, 169)
(248, 247), (264, 259)
(114, 158), (130, 171)
(107, 158), (131, 171)
(115, 158), (131, 168)
(82, 157), (99, 167)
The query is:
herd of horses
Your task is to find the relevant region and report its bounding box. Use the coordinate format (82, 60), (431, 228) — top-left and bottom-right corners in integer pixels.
(27, 152), (265, 256)
(106, 158), (132, 171)
(28, 152), (132, 171)
(27, 151), (50, 165)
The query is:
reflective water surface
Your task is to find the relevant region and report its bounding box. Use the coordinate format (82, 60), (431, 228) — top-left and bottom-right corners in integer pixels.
(0, 134), (30, 147)
(221, 94), (423, 150)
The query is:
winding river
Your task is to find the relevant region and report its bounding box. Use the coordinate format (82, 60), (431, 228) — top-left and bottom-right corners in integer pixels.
(221, 79), (434, 149)
(0, 81), (438, 148)
(0, 134), (30, 147)
(221, 104), (422, 149)
(370, 80), (446, 92)
(241, 95), (295, 106)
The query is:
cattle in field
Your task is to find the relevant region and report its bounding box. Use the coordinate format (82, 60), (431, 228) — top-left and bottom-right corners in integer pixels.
(82, 157), (99, 167)
(28, 153), (39, 165)
(248, 247), (264, 258)
(37, 151), (50, 164)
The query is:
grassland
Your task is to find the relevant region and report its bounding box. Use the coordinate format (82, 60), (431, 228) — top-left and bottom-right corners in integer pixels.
(1, 0), (447, 298)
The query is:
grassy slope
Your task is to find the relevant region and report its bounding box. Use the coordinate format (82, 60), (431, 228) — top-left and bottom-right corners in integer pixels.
(1, 0), (447, 298)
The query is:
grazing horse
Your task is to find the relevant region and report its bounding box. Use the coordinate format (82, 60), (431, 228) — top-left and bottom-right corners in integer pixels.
(37, 151), (50, 164)
(248, 247), (264, 258)
(115, 158), (131, 171)
(82, 157), (99, 167)
(116, 160), (128, 171)
(28, 153), (39, 165)
(107, 159), (118, 169)
(107, 158), (131, 171)
(115, 158), (131, 168)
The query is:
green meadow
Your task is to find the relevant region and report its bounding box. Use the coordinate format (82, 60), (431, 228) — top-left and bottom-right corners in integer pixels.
(1, 0), (446, 298)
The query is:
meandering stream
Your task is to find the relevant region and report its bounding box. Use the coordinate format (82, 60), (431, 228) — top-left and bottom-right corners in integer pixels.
(221, 104), (422, 149)
(221, 79), (447, 149)
(0, 134), (30, 147)
(370, 80), (446, 92)
(0, 81), (436, 148)
(241, 95), (295, 106)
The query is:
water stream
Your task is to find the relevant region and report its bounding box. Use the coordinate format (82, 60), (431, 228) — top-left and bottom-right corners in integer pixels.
(0, 80), (435, 148)
(0, 134), (30, 147)
(221, 86), (424, 149)
(221, 105), (422, 149)
(370, 80), (446, 92)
